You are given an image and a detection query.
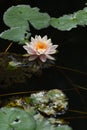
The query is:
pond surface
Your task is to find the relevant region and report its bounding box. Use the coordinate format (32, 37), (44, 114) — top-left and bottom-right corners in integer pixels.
(0, 0), (87, 130)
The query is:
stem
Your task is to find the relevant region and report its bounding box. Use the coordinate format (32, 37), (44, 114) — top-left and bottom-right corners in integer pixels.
(4, 42), (13, 53)
(63, 116), (87, 120)
(0, 90), (40, 97)
(69, 109), (87, 115)
(55, 65), (87, 76)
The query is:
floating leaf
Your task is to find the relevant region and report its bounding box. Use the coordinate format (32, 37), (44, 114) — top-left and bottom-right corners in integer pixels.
(0, 5), (50, 43)
(0, 27), (31, 44)
(29, 12), (50, 29)
(1, 4), (87, 44)
(36, 119), (55, 130)
(3, 5), (31, 30)
(0, 107), (36, 130)
(55, 125), (73, 130)
(3, 5), (50, 30)
(36, 119), (72, 130)
(74, 7), (87, 25)
(50, 6), (87, 31)
(50, 14), (77, 31)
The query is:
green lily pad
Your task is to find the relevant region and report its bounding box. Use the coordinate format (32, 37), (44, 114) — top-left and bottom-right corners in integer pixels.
(0, 27), (31, 44)
(50, 14), (77, 31)
(3, 5), (31, 30)
(55, 125), (73, 130)
(0, 107), (36, 130)
(29, 12), (50, 29)
(3, 5), (50, 30)
(74, 7), (87, 25)
(36, 119), (72, 130)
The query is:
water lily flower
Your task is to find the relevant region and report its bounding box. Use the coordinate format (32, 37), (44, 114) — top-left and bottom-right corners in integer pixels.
(23, 35), (58, 62)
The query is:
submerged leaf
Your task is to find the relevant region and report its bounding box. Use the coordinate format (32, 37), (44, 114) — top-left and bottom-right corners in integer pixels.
(29, 89), (68, 116)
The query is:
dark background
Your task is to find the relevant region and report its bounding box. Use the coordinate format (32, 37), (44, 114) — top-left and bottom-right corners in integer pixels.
(0, 0), (87, 130)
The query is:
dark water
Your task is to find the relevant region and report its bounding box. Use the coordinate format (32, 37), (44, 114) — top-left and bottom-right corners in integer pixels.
(0, 0), (87, 130)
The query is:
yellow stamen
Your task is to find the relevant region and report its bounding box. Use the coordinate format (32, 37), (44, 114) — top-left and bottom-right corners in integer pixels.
(36, 42), (47, 50)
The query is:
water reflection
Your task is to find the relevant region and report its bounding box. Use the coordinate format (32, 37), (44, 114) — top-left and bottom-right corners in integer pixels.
(0, 52), (55, 89)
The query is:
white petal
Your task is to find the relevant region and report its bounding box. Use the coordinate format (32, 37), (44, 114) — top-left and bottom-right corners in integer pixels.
(37, 35), (41, 40)
(45, 45), (58, 54)
(37, 49), (46, 55)
(25, 42), (29, 45)
(23, 45), (36, 55)
(39, 55), (47, 62)
(30, 41), (36, 47)
(45, 49), (56, 54)
(31, 37), (35, 42)
(29, 55), (38, 61)
(42, 35), (47, 40)
(35, 35), (38, 39)
(46, 54), (55, 60)
(23, 45), (29, 51)
(50, 45), (58, 50)
(47, 39), (52, 45)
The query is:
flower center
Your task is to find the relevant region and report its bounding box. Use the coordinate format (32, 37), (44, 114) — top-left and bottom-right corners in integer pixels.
(36, 41), (47, 50)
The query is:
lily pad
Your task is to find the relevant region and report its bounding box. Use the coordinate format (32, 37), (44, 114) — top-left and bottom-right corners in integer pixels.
(36, 119), (72, 130)
(29, 12), (50, 29)
(0, 107), (36, 130)
(3, 5), (50, 30)
(0, 27), (30, 43)
(50, 14), (77, 31)
(3, 5), (31, 30)
(74, 7), (87, 25)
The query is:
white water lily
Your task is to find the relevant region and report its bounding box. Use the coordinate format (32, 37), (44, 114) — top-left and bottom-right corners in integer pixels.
(23, 35), (58, 62)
